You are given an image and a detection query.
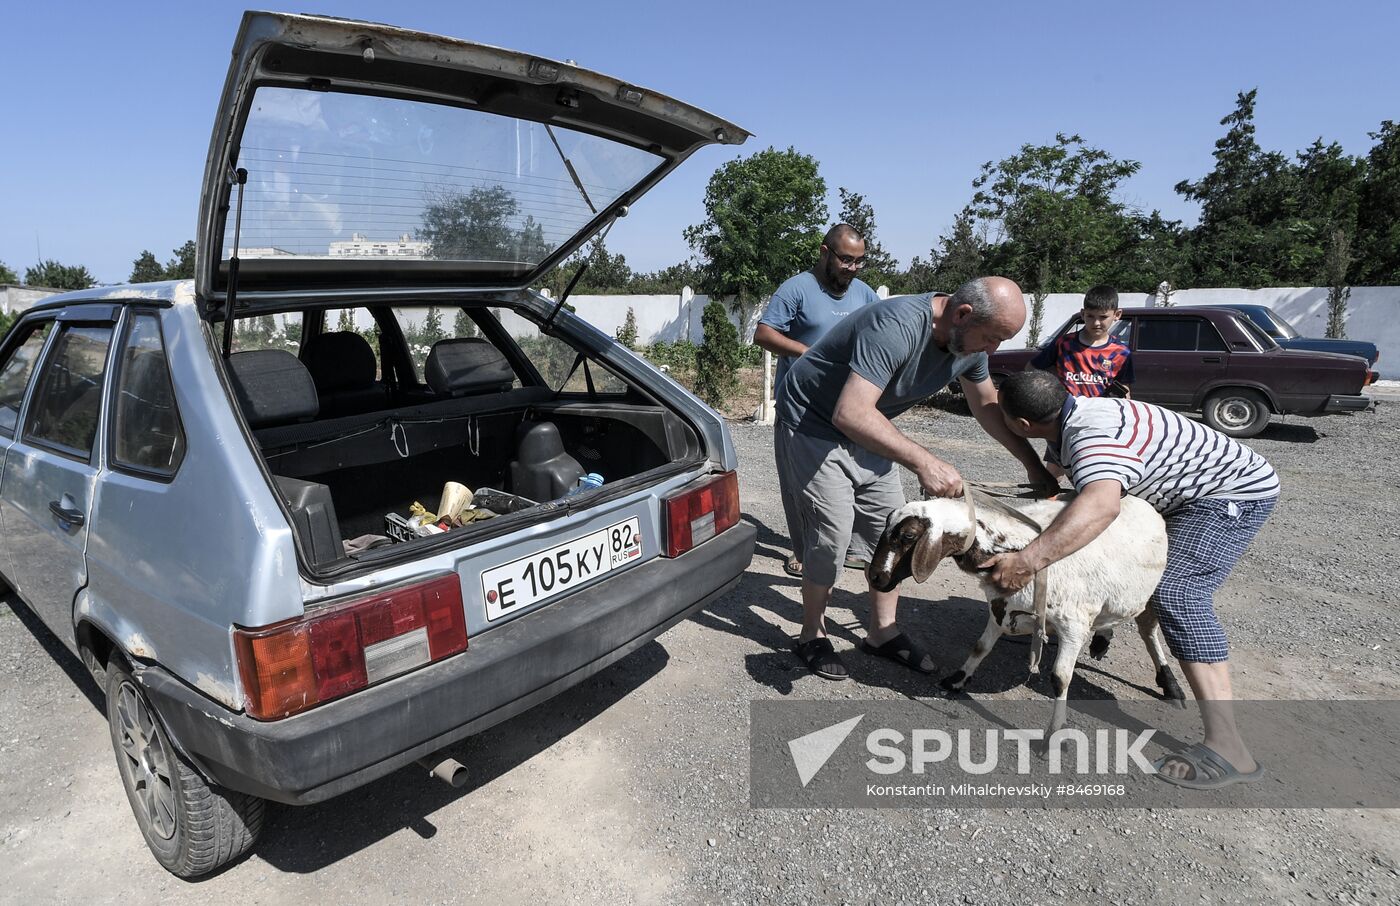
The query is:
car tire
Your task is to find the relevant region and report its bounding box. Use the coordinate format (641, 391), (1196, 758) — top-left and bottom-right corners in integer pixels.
(1202, 388), (1271, 438)
(105, 660), (264, 877)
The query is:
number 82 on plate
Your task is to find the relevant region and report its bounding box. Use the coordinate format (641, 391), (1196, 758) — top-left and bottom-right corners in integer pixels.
(481, 517), (642, 620)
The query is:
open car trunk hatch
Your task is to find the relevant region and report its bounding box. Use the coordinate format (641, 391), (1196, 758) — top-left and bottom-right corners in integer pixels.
(195, 12), (748, 306)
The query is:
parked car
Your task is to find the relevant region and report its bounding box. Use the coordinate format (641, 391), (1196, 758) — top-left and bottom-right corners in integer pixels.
(1204, 303), (1380, 383)
(0, 12), (754, 877)
(987, 307), (1371, 437)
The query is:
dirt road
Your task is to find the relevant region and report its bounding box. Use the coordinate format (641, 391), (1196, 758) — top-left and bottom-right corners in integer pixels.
(3, 401), (1397, 903)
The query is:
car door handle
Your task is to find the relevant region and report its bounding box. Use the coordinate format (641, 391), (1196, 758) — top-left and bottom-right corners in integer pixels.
(1201, 356), (1222, 363)
(49, 500), (86, 527)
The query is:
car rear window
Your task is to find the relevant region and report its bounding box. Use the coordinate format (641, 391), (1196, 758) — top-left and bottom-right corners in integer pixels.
(223, 87), (663, 271)
(112, 313), (185, 477)
(1135, 318), (1227, 352)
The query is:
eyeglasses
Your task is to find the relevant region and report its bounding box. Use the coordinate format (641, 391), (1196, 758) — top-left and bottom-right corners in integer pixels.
(824, 248), (867, 269)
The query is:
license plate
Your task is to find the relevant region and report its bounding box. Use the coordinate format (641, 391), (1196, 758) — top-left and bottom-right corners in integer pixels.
(480, 517), (642, 621)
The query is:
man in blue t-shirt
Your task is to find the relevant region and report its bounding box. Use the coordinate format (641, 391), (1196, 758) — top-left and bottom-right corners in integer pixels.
(755, 224), (881, 579)
(777, 277), (1059, 681)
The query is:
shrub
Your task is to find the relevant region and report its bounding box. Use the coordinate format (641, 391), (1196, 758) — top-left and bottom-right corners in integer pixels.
(616, 307), (639, 350)
(643, 340), (697, 372)
(696, 301), (741, 407)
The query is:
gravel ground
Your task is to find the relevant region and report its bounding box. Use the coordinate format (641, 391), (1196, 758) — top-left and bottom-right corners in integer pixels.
(2, 401), (1398, 903)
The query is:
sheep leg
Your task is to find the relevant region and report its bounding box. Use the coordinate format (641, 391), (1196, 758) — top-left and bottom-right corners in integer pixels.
(1044, 624), (1091, 742)
(1136, 608), (1187, 707)
(1089, 628), (1113, 660)
(941, 605), (1006, 692)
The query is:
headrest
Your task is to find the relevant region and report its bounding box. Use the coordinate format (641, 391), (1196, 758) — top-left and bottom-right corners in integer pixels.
(425, 338), (514, 397)
(227, 349), (319, 428)
(302, 331), (377, 393)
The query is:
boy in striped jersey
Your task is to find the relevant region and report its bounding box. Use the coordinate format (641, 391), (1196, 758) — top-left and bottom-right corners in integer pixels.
(1029, 284), (1134, 399)
(986, 370), (1280, 789)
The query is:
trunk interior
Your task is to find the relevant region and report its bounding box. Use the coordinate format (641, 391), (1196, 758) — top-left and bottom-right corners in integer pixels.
(221, 302), (705, 574)
(249, 397), (702, 569)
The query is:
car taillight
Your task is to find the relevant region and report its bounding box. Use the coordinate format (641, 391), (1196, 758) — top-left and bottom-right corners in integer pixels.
(234, 573), (467, 720)
(664, 471), (740, 558)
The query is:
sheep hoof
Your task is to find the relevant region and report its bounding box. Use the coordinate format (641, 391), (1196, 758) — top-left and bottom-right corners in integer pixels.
(1089, 633), (1111, 660)
(1157, 666), (1187, 706)
(940, 670), (967, 691)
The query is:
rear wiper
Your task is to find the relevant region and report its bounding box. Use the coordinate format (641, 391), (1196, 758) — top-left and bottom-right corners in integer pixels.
(545, 125), (597, 215)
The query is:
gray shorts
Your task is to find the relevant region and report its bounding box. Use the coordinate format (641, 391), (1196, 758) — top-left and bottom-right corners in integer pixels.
(774, 423), (907, 587)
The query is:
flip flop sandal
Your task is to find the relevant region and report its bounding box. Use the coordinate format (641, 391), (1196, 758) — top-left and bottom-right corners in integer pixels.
(782, 557), (804, 578)
(793, 637), (848, 681)
(844, 556), (869, 570)
(860, 631), (937, 675)
(1153, 742), (1266, 790)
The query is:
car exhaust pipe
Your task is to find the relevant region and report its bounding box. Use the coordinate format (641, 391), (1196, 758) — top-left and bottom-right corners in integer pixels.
(416, 752), (468, 788)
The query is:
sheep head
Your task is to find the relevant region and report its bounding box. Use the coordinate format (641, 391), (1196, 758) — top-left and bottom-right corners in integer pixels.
(866, 499), (973, 592)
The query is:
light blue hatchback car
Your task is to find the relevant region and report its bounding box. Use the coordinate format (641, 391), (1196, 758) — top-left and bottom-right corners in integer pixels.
(0, 12), (754, 877)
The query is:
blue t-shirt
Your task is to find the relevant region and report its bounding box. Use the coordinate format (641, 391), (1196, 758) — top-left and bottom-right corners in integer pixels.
(777, 293), (991, 442)
(758, 270), (879, 390)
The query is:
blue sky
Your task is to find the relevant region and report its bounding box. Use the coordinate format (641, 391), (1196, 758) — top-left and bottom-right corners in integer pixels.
(2, 0), (1397, 285)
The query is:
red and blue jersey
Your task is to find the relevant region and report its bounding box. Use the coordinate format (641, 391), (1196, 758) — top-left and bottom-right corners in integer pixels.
(1030, 332), (1134, 397)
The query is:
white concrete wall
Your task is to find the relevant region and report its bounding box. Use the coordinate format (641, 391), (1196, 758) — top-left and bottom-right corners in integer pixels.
(0, 285), (63, 313)
(513, 285), (1395, 377)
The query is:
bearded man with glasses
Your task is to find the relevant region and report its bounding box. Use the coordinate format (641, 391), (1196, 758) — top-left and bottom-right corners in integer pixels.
(756, 223), (881, 581)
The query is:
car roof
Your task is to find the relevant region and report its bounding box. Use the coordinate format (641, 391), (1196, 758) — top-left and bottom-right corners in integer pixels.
(23, 280), (197, 313)
(1117, 306), (1247, 317)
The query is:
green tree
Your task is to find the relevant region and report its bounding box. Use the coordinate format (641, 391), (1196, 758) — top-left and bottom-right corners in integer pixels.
(566, 238), (634, 293)
(163, 240), (196, 279)
(0, 309), (17, 339)
(616, 307), (639, 350)
(969, 132), (1161, 292)
(931, 210), (991, 290)
(629, 260), (704, 294)
(1324, 227), (1352, 338)
(336, 309), (356, 332)
(837, 187), (899, 288)
(695, 300), (741, 408)
(685, 147), (828, 334)
(0, 261), (17, 284)
(1353, 120), (1400, 284)
(25, 259), (96, 290)
(453, 307), (478, 338)
(419, 185), (522, 260)
(422, 306), (445, 347)
(130, 250), (164, 283)
(1174, 90), (1308, 287)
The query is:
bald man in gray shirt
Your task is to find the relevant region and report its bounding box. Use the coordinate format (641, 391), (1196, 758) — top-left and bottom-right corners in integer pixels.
(779, 277), (1058, 681)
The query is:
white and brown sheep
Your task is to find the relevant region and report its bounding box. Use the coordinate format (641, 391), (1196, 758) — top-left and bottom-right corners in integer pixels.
(867, 492), (1185, 735)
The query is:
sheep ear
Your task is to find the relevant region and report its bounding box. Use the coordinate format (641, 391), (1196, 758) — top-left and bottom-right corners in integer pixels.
(910, 530), (949, 583)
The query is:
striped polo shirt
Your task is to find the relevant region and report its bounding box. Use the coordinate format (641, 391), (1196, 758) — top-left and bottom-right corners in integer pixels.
(1052, 396), (1280, 514)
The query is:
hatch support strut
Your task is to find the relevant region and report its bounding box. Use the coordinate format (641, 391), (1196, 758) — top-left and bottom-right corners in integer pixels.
(221, 167), (248, 358)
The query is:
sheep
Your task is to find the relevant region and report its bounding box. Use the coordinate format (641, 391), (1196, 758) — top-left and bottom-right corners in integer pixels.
(867, 492), (1186, 737)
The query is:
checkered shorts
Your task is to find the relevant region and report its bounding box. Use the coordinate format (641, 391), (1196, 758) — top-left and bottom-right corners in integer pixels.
(1149, 495), (1277, 663)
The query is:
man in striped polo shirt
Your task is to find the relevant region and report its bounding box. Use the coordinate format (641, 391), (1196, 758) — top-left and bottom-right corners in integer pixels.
(985, 370), (1280, 789)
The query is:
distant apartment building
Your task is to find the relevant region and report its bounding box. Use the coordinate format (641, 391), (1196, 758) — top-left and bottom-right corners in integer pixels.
(328, 233), (428, 258)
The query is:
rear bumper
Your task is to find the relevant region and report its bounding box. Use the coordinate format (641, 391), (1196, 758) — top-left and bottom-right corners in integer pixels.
(140, 523), (755, 804)
(1324, 394), (1372, 413)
